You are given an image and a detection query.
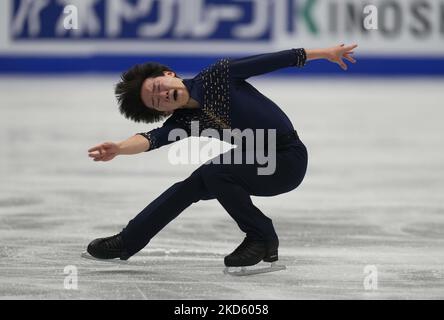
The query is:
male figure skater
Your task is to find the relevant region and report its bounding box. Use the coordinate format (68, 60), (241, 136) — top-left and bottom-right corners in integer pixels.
(85, 44), (358, 273)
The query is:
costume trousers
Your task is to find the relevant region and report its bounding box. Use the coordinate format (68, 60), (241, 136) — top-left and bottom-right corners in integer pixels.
(120, 132), (308, 258)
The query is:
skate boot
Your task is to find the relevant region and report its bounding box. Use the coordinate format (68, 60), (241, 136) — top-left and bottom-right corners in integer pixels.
(223, 237), (286, 276)
(81, 234), (129, 262)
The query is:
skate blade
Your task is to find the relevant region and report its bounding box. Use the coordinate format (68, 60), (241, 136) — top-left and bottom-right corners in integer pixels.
(223, 262), (286, 276)
(80, 251), (128, 264)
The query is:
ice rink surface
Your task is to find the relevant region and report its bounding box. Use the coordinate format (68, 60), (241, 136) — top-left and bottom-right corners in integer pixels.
(0, 75), (443, 299)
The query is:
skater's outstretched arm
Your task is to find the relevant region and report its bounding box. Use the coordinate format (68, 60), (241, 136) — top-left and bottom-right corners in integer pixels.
(88, 134), (149, 162)
(229, 43), (358, 79)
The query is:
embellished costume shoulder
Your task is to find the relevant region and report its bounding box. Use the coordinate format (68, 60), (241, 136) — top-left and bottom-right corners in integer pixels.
(198, 58), (231, 130)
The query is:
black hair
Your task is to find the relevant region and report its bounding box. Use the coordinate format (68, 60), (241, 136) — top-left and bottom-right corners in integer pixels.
(115, 62), (176, 123)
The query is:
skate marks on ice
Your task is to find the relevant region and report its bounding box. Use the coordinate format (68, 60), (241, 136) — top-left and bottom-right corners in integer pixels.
(75, 247), (292, 299)
(0, 196), (43, 208)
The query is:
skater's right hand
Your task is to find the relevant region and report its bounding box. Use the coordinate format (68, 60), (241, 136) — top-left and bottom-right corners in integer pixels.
(88, 142), (120, 162)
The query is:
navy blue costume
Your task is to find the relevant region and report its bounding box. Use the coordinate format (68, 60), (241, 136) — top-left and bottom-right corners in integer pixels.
(120, 49), (309, 258)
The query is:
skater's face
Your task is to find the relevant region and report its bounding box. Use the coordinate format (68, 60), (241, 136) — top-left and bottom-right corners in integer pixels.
(141, 71), (190, 114)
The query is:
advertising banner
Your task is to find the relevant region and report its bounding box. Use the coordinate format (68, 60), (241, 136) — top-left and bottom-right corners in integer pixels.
(1, 0), (443, 74)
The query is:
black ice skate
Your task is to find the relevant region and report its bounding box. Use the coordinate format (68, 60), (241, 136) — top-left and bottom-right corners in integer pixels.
(223, 238), (286, 276)
(81, 234), (129, 263)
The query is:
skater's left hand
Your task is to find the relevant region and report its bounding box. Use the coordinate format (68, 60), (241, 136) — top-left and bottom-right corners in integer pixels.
(324, 43), (358, 70)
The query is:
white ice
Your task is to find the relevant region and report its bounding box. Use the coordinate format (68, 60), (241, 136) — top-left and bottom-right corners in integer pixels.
(1, 75), (444, 299)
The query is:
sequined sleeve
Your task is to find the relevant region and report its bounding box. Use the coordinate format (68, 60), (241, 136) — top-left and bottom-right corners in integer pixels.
(136, 115), (186, 152)
(229, 48), (307, 80)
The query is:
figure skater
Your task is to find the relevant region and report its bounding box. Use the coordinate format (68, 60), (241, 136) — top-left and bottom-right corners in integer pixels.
(85, 44), (358, 274)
